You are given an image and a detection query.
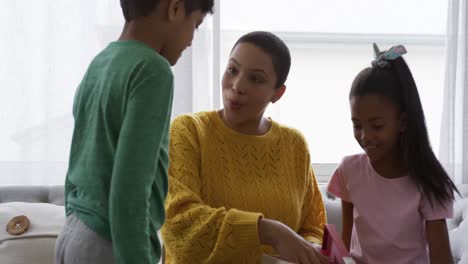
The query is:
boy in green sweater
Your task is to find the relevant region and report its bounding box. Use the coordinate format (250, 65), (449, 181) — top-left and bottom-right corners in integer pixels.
(54, 1), (214, 263)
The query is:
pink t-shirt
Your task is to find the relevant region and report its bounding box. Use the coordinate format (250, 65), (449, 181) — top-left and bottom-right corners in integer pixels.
(327, 154), (453, 264)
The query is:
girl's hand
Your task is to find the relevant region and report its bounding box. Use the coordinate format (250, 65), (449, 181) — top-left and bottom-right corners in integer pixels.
(259, 218), (329, 264)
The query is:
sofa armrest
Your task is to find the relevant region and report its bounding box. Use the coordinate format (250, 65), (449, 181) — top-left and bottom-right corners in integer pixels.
(0, 186), (64, 205)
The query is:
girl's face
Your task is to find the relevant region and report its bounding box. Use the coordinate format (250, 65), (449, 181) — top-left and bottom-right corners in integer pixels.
(350, 95), (406, 163)
(221, 42), (285, 124)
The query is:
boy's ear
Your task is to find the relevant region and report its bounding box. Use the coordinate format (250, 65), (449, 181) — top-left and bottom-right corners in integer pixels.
(167, 0), (185, 21)
(271, 85), (286, 104)
(400, 112), (407, 132)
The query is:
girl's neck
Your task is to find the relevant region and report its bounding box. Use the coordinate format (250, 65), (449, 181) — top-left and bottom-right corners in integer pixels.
(370, 151), (408, 179)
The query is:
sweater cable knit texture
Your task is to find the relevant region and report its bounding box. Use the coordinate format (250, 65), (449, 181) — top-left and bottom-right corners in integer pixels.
(162, 111), (326, 264)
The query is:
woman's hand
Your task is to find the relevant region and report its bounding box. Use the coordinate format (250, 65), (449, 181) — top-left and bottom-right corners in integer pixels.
(259, 218), (329, 264)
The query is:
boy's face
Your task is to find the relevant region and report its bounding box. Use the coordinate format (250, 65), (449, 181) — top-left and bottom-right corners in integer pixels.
(162, 10), (206, 65)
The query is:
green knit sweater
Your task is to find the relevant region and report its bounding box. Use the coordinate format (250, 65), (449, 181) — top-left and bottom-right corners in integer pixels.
(65, 40), (173, 264)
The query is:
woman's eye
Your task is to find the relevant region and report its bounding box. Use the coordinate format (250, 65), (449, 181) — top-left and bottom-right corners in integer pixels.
(227, 67), (237, 74)
(250, 75), (264, 83)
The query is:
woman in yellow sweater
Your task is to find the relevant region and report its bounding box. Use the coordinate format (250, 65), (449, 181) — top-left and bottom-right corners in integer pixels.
(162, 31), (327, 264)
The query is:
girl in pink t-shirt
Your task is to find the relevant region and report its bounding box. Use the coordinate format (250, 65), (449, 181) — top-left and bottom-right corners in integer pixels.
(328, 43), (459, 264)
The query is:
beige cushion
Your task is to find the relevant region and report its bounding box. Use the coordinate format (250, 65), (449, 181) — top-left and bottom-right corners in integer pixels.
(0, 202), (65, 264)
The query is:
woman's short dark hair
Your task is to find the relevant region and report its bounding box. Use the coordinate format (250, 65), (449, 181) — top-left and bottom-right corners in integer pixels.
(233, 31), (291, 88)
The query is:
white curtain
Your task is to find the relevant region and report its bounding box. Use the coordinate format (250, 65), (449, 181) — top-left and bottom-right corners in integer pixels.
(0, 1), (214, 185)
(440, 0), (468, 185)
(175, 13), (220, 114)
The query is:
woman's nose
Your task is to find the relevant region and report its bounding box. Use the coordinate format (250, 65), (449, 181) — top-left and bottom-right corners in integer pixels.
(232, 78), (246, 94)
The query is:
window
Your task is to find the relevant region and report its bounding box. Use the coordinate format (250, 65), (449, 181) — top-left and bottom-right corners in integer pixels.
(0, 1), (122, 185)
(0, 1), (448, 185)
(220, 0), (448, 181)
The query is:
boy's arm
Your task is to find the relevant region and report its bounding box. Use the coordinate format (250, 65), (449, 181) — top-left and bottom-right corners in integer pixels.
(109, 69), (173, 264)
(341, 200), (353, 251)
(64, 174), (73, 216)
(426, 219), (453, 264)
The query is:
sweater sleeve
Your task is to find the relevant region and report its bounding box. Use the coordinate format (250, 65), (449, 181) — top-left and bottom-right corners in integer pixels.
(161, 115), (263, 263)
(292, 132), (326, 244)
(109, 63), (173, 264)
(298, 165), (327, 244)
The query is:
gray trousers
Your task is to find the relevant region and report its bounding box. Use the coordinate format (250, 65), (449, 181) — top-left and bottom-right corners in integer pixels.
(54, 214), (114, 264)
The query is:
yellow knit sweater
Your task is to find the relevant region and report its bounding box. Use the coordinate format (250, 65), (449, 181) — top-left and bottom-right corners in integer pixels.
(161, 111), (326, 264)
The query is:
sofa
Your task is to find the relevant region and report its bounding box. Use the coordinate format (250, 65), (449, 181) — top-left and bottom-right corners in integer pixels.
(1, 185), (467, 264)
